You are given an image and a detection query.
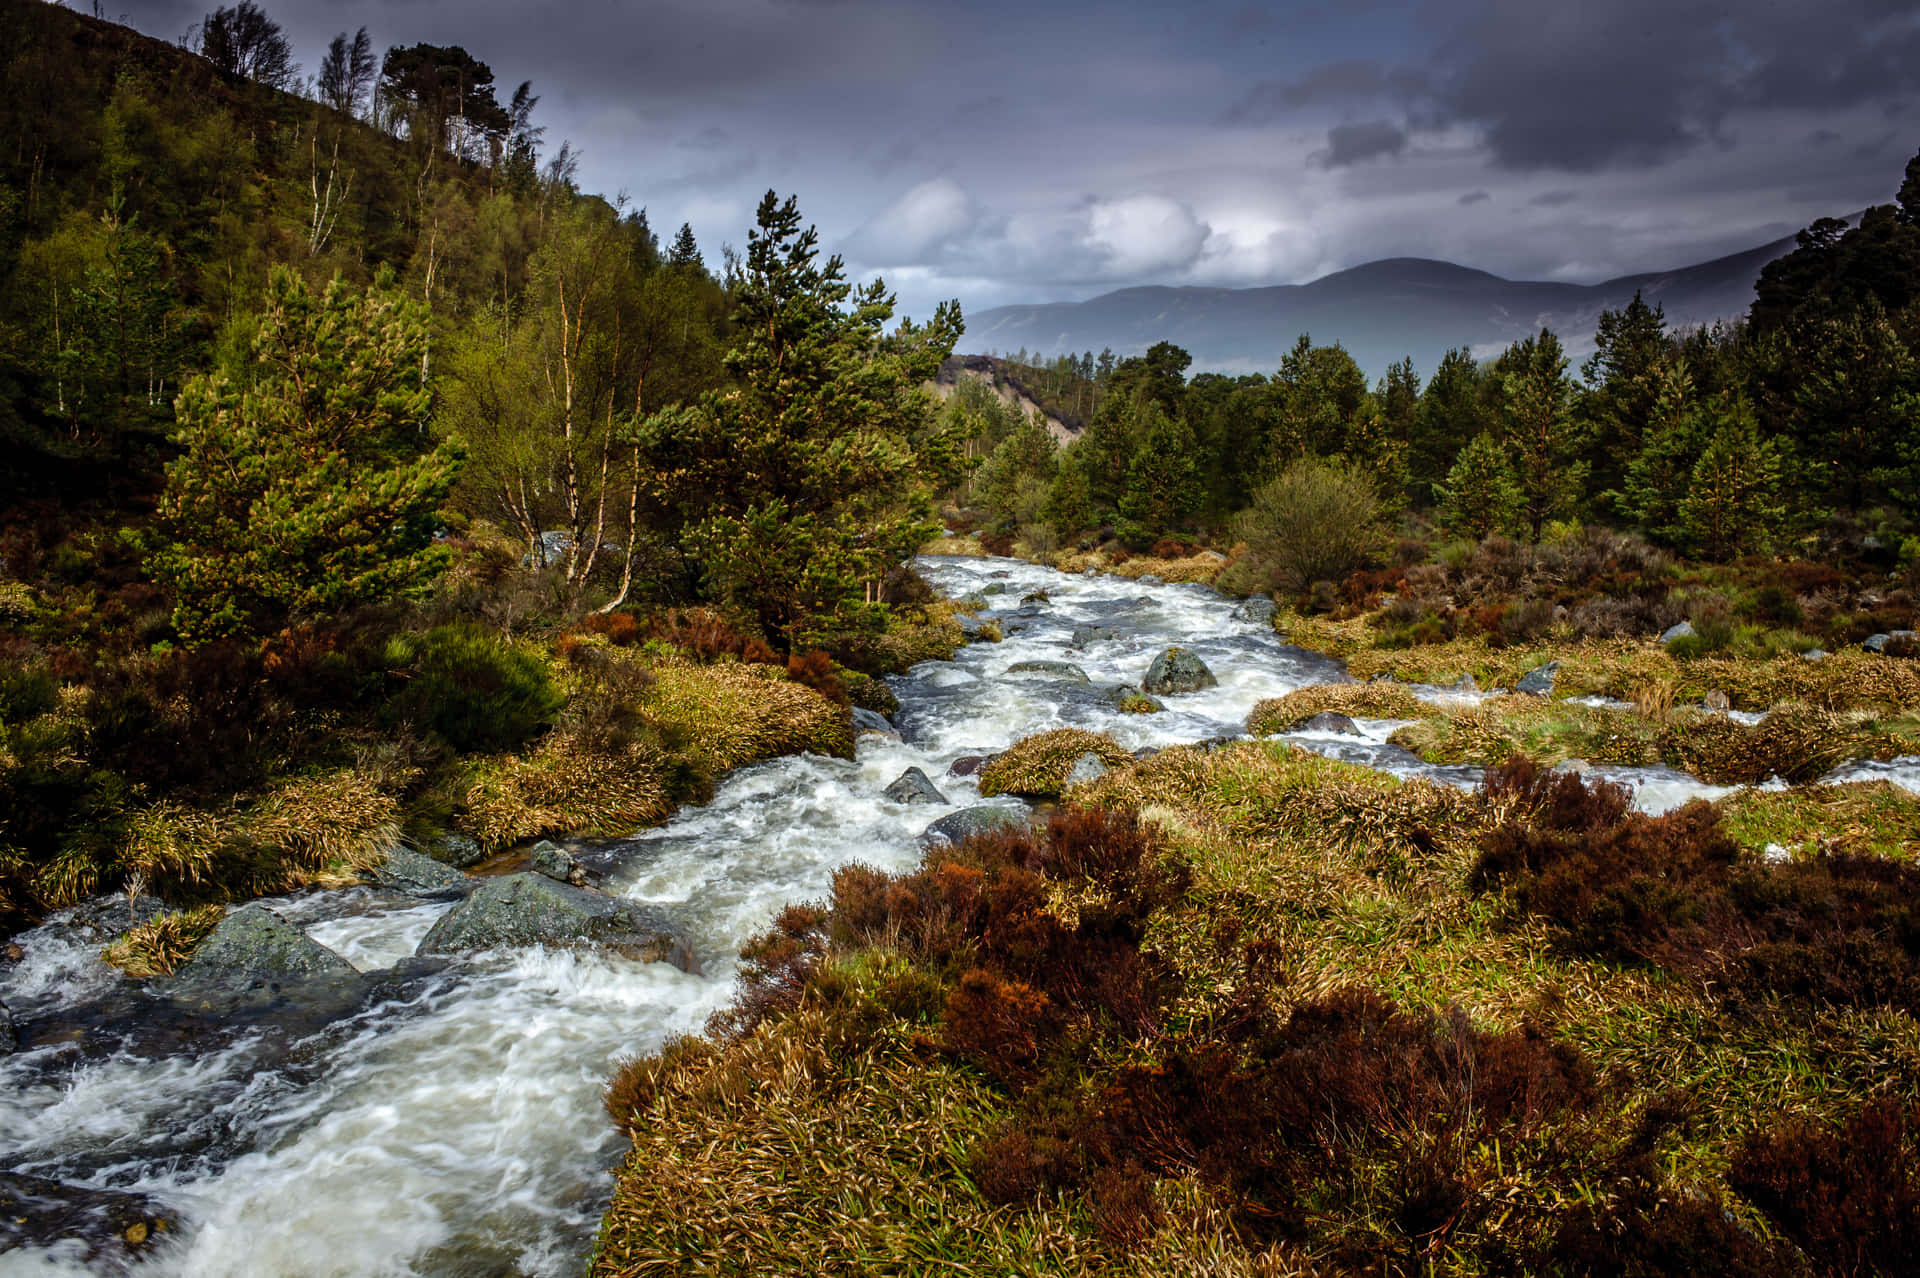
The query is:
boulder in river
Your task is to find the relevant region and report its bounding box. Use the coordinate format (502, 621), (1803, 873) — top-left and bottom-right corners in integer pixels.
(368, 846), (471, 895)
(947, 754), (993, 777)
(1070, 625), (1117, 647)
(1231, 595), (1278, 626)
(919, 805), (1030, 849)
(416, 872), (698, 972)
(174, 904), (358, 993)
(62, 894), (169, 943)
(1005, 660), (1090, 683)
(1, 1000), (14, 1055)
(884, 767), (948, 806)
(529, 840), (588, 887)
(1297, 712), (1363, 736)
(852, 707), (901, 739)
(1514, 662), (1560, 697)
(423, 832), (487, 869)
(0, 1171), (174, 1269)
(1020, 590), (1050, 606)
(1063, 753), (1108, 788)
(1142, 647), (1217, 695)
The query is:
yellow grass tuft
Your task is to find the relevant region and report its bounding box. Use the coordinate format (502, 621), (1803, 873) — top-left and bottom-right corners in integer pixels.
(103, 904), (225, 977)
(1245, 683), (1437, 736)
(978, 729), (1136, 799)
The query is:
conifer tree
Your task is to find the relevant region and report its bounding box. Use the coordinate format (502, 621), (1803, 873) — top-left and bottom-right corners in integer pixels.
(1438, 433), (1524, 540)
(1499, 329), (1587, 538)
(668, 223), (702, 272)
(1679, 403), (1788, 560)
(150, 268), (463, 641)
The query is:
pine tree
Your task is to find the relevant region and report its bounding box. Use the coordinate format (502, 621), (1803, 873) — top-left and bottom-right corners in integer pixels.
(1499, 329), (1587, 538)
(1580, 291), (1667, 497)
(1042, 453), (1094, 539)
(1679, 403), (1788, 560)
(1118, 401), (1202, 533)
(1409, 347), (1486, 506)
(668, 223), (702, 272)
(1438, 433), (1524, 540)
(150, 268), (464, 641)
(1620, 360), (1709, 545)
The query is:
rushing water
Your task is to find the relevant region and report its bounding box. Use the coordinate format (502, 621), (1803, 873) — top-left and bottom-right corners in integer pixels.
(3, 554), (1916, 1277)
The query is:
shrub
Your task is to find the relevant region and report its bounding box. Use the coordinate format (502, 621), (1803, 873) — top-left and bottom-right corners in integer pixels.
(785, 649), (848, 706)
(1730, 1099), (1920, 1277)
(977, 729), (1135, 798)
(382, 623), (562, 753)
(1231, 458), (1388, 593)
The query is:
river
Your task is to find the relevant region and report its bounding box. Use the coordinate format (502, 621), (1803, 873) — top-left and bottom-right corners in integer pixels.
(2, 554), (1912, 1276)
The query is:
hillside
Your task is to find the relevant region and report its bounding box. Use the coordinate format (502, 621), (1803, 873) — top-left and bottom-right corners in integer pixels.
(962, 231), (1810, 376)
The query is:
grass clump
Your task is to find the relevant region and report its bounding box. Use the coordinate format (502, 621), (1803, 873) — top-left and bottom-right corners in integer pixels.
(382, 623), (563, 753)
(1246, 682), (1438, 736)
(978, 729), (1136, 799)
(102, 903), (225, 977)
(1719, 782), (1920, 861)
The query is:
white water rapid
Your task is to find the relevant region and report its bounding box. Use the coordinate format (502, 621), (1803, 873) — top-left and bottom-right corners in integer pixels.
(3, 554), (1914, 1277)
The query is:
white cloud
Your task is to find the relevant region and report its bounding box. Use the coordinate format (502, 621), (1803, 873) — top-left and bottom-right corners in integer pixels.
(1084, 194), (1211, 276)
(845, 178), (979, 265)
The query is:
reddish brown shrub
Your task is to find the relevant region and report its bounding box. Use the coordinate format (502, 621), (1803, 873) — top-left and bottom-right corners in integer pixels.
(785, 649), (848, 705)
(979, 531), (1016, 557)
(944, 968), (1056, 1083)
(639, 608), (780, 663)
(1087, 1162), (1160, 1251)
(1730, 1099), (1920, 1277)
(1151, 538), (1194, 560)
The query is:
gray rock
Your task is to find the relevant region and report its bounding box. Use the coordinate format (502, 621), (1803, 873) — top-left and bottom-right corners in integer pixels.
(852, 707), (901, 739)
(529, 840), (587, 887)
(1142, 647), (1218, 696)
(979, 583), (1008, 596)
(1660, 621), (1696, 645)
(1231, 596), (1278, 626)
(1063, 753), (1108, 787)
(1, 1000), (14, 1054)
(1137, 574), (1164, 586)
(423, 833), (487, 870)
(956, 613), (987, 639)
(1298, 712), (1362, 736)
(1515, 661), (1560, 697)
(956, 592), (989, 607)
(1070, 625), (1117, 646)
(1005, 660), (1090, 683)
(1451, 673), (1479, 693)
(1020, 590), (1050, 606)
(0, 1171), (174, 1266)
(63, 894), (169, 942)
(884, 767), (949, 806)
(175, 905), (357, 991)
(417, 873), (698, 971)
(369, 846), (470, 895)
(1803, 648), (1828, 661)
(1098, 684), (1164, 712)
(919, 805), (1030, 849)
(1865, 630), (1916, 654)
(947, 754), (993, 777)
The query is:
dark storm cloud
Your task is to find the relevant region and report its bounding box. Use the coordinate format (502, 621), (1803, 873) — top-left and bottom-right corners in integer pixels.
(88, 0), (1920, 321)
(1315, 121), (1408, 168)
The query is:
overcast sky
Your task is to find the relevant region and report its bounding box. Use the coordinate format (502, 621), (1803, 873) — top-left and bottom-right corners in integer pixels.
(102, 0), (1920, 324)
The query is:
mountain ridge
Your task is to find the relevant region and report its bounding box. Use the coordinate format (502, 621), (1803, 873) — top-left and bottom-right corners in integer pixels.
(962, 228), (1816, 376)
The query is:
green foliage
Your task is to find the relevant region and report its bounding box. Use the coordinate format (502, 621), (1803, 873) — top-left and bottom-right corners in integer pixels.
(1679, 404), (1788, 560)
(1497, 328), (1588, 538)
(1438, 432), (1524, 539)
(148, 267), (463, 640)
(1230, 456), (1387, 593)
(383, 623), (562, 753)
(1117, 401), (1202, 531)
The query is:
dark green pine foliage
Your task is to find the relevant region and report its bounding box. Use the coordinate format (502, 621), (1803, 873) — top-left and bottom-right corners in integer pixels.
(1119, 401), (1203, 534)
(1581, 291), (1668, 501)
(667, 222), (702, 272)
(640, 191), (961, 646)
(149, 267), (464, 641)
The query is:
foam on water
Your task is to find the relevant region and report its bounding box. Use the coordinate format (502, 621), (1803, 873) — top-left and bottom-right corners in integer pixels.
(0, 553), (1809, 1275)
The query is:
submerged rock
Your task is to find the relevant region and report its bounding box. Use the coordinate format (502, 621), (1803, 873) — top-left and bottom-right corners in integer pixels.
(423, 832), (487, 870)
(1005, 660), (1090, 683)
(0, 1171), (174, 1271)
(416, 873), (698, 971)
(1063, 753), (1108, 787)
(884, 767), (948, 806)
(174, 905), (357, 992)
(529, 840), (588, 887)
(1515, 662), (1560, 697)
(62, 894), (169, 943)
(1, 1000), (14, 1054)
(919, 805), (1030, 849)
(368, 846), (471, 895)
(1020, 590), (1050, 606)
(1070, 625), (1117, 646)
(1142, 647), (1217, 695)
(1098, 683), (1164, 713)
(947, 754), (993, 778)
(1231, 595), (1278, 626)
(1137, 574), (1164, 585)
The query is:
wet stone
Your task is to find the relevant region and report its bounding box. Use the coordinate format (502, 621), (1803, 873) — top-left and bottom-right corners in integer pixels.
(1070, 625), (1117, 646)
(1231, 595), (1278, 626)
(0, 1171), (174, 1271)
(852, 707), (901, 738)
(947, 754), (993, 778)
(919, 805), (1030, 849)
(1, 999), (14, 1054)
(369, 846), (471, 896)
(884, 766), (949, 806)
(1660, 621), (1695, 645)
(1514, 661), (1559, 697)
(529, 840), (588, 887)
(1298, 712), (1363, 736)
(416, 872), (699, 972)
(1142, 646), (1218, 695)
(175, 905), (358, 993)
(423, 832), (487, 869)
(1005, 660), (1090, 683)
(61, 894), (169, 943)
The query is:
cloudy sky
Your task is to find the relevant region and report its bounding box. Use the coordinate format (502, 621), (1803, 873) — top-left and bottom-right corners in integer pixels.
(106, 0), (1920, 324)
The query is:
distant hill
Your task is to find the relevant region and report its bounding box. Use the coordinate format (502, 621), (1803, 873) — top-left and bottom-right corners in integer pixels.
(962, 230), (1818, 378)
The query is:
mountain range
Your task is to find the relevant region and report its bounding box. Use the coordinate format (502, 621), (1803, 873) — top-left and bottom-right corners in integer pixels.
(960, 228), (1817, 378)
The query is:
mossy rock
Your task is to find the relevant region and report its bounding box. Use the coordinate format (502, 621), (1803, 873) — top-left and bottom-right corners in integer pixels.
(174, 905), (357, 992)
(978, 729), (1136, 799)
(417, 872), (698, 971)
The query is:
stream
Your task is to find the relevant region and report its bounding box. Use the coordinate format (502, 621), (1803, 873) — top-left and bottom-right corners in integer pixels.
(3, 553), (1916, 1277)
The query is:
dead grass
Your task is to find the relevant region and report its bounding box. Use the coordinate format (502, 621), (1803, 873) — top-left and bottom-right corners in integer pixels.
(102, 904), (225, 977)
(921, 535), (987, 557)
(979, 729), (1137, 799)
(1245, 683), (1439, 736)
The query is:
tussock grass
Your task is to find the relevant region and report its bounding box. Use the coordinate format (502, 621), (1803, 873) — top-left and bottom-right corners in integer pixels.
(1107, 553), (1225, 585)
(645, 659), (853, 774)
(1720, 782), (1920, 861)
(103, 904), (225, 977)
(978, 729), (1136, 799)
(873, 600), (966, 670)
(459, 738), (675, 851)
(1245, 682), (1438, 736)
(920, 534), (987, 557)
